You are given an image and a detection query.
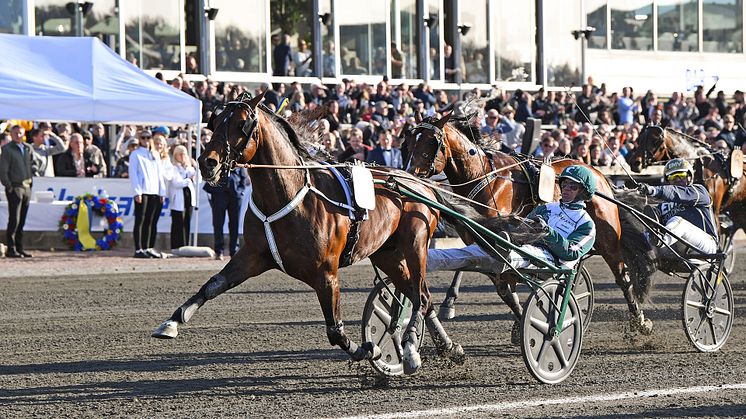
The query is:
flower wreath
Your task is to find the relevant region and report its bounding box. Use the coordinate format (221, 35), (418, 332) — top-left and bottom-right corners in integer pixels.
(59, 193), (124, 251)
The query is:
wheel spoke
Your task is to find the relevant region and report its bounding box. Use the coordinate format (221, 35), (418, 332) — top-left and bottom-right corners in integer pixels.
(685, 300), (706, 310)
(573, 291), (591, 301)
(551, 338), (569, 368)
(561, 315), (578, 333)
(532, 337), (549, 366)
(692, 314), (707, 339)
(708, 319), (718, 345)
(713, 306), (732, 317)
(373, 304), (393, 327)
(529, 315), (550, 335)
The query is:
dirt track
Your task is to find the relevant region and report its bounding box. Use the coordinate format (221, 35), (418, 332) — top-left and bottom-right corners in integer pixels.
(1, 250), (746, 418)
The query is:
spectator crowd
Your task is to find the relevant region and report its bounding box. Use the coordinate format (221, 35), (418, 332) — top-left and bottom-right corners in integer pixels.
(3, 67), (746, 259)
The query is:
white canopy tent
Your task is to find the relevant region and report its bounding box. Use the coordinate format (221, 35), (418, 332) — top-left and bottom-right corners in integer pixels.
(0, 34), (201, 125)
(0, 34), (204, 245)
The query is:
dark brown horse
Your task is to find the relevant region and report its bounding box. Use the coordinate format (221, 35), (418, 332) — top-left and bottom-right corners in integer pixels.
(403, 114), (655, 334)
(152, 93), (464, 375)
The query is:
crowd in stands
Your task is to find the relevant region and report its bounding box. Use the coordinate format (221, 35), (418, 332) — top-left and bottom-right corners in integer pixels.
(3, 68), (746, 258)
(3, 73), (744, 181)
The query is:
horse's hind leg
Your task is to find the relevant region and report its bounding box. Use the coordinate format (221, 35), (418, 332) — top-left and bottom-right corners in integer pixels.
(425, 308), (465, 364)
(315, 270), (381, 362)
(152, 247), (271, 339)
(491, 273), (523, 345)
(439, 271), (464, 320)
(609, 258), (653, 335)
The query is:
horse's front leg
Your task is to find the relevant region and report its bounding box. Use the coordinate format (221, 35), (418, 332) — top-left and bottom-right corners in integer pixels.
(315, 270), (381, 362)
(152, 245), (272, 339)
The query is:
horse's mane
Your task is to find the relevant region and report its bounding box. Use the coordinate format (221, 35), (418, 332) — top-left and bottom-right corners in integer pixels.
(257, 104), (332, 162)
(426, 112), (503, 156)
(665, 129), (709, 159)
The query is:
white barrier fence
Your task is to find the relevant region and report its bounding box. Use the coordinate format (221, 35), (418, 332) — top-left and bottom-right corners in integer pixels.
(0, 177), (251, 235)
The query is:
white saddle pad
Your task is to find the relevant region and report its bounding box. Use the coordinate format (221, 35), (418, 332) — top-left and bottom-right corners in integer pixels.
(352, 164), (376, 210)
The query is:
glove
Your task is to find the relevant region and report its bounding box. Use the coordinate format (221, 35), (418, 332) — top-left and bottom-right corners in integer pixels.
(529, 215), (550, 234)
(637, 183), (655, 196)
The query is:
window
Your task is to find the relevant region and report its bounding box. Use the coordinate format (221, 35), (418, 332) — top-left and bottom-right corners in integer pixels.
(427, 3), (442, 81)
(123, 0), (182, 71)
(35, 0), (74, 36)
(658, 0), (698, 52)
(213, 0), (267, 73)
(320, 0), (335, 77)
(460, 0), (488, 83)
(586, 0), (608, 49)
(703, 0), (743, 53)
(85, 0), (120, 53)
(270, 0), (313, 77)
(493, 0), (534, 82)
(610, 1), (653, 51)
(338, 0), (387, 77)
(0, 0), (23, 34)
(396, 0), (419, 79)
(544, 0), (582, 86)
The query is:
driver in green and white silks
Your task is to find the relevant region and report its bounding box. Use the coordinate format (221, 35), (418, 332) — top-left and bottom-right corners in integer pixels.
(427, 165), (597, 274)
(636, 158), (719, 255)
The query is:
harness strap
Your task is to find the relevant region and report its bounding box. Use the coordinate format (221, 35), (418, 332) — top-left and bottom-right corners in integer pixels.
(466, 153), (501, 200)
(249, 182), (311, 273)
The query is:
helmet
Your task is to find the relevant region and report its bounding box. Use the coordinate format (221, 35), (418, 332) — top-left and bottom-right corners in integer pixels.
(663, 158), (693, 182)
(558, 165), (597, 200)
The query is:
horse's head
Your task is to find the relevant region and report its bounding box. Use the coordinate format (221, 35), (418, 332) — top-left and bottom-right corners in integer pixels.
(199, 92), (265, 184)
(403, 113), (452, 177)
(628, 125), (667, 172)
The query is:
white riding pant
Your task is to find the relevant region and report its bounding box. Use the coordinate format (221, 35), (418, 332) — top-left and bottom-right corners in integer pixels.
(426, 244), (575, 274)
(663, 216), (718, 255)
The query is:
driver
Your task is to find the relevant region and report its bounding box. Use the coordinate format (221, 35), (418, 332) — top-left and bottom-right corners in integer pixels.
(636, 158), (718, 255)
(427, 164), (597, 274)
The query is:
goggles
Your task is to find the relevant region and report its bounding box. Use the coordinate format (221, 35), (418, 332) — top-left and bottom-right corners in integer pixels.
(560, 181), (581, 191)
(666, 172), (688, 181)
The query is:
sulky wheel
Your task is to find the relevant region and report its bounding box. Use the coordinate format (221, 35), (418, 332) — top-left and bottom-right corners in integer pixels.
(362, 277), (424, 376)
(682, 269), (734, 352)
(573, 261), (594, 333)
(521, 280), (583, 384)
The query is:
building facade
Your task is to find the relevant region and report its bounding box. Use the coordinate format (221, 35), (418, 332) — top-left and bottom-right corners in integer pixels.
(1, 0), (743, 94)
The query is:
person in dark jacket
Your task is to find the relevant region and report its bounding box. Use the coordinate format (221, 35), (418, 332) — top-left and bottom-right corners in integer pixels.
(204, 168), (247, 260)
(366, 129), (402, 168)
(637, 158), (718, 255)
(0, 125), (34, 258)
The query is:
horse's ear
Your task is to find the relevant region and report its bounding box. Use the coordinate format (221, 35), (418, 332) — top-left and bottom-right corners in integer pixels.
(248, 91), (266, 110)
(414, 111), (423, 124)
(434, 112), (452, 129)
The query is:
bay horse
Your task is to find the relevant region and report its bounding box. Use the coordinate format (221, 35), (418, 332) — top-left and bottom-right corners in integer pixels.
(151, 93), (464, 375)
(628, 125), (746, 232)
(402, 113), (655, 335)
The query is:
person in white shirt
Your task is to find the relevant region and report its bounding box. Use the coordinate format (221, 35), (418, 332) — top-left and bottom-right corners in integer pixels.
(129, 130), (166, 258)
(169, 145), (197, 250)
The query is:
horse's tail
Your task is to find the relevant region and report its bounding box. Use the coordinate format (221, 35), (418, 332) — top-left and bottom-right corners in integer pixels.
(616, 189), (659, 302)
(431, 189), (548, 246)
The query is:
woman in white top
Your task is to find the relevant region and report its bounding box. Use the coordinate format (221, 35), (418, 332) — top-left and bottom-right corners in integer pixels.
(151, 134), (172, 256)
(169, 145), (197, 250)
(128, 130), (165, 258)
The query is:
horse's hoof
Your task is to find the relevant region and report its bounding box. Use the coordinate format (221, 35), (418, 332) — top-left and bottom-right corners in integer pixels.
(639, 319), (654, 335)
(362, 341), (381, 361)
(438, 305), (456, 320)
(629, 312), (654, 336)
(448, 343), (466, 365)
(510, 320), (521, 346)
(152, 320), (179, 339)
(403, 343), (422, 375)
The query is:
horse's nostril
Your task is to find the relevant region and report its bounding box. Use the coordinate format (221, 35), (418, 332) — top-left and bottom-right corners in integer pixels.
(204, 158), (218, 169)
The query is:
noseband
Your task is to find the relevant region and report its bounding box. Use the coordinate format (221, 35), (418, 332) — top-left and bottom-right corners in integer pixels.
(408, 121), (446, 176)
(209, 97), (260, 171)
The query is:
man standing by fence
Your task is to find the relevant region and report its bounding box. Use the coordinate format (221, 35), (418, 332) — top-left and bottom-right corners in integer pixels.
(0, 125), (34, 258)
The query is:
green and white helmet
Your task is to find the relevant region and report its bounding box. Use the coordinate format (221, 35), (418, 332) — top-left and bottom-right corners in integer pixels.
(558, 164), (597, 201)
(664, 158), (693, 181)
